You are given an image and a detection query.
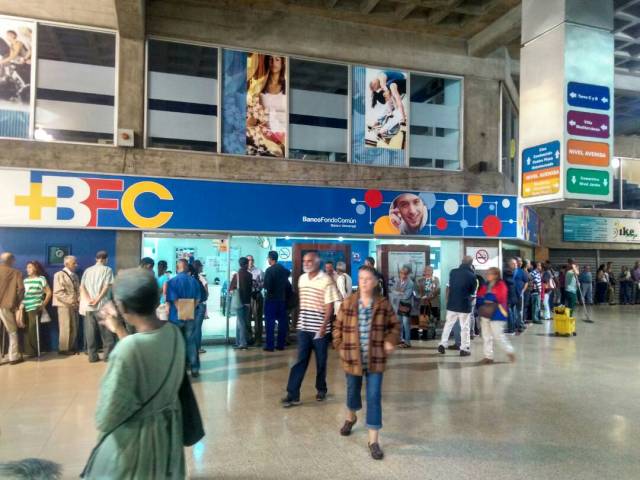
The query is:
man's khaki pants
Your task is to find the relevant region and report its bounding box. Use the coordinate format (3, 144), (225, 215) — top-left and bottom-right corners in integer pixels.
(58, 306), (78, 352)
(0, 307), (20, 362)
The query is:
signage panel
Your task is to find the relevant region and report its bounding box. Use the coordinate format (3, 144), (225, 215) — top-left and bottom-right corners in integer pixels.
(567, 82), (611, 111)
(522, 141), (561, 173)
(566, 168), (610, 196)
(567, 110), (610, 139)
(564, 215), (640, 243)
(522, 167), (561, 198)
(0, 168), (519, 239)
(567, 139), (609, 167)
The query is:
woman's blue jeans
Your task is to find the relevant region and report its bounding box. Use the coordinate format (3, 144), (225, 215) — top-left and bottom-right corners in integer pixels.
(235, 304), (249, 347)
(346, 371), (383, 430)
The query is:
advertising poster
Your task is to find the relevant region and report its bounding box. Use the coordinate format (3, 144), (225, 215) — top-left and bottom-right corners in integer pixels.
(387, 251), (426, 288)
(365, 68), (407, 150)
(246, 53), (287, 157)
(0, 168), (519, 239)
(564, 215), (640, 244)
(0, 19), (33, 139)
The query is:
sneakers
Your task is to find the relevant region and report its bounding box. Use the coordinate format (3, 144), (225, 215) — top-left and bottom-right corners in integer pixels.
(316, 391), (327, 402)
(281, 395), (301, 408)
(459, 350), (471, 357)
(437, 345), (446, 354)
(369, 442), (384, 460)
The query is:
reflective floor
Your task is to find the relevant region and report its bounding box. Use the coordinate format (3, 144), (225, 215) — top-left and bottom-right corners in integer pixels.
(1, 306), (639, 479)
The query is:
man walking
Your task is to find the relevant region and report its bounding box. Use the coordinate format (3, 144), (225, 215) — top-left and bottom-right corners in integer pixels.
(0, 252), (24, 365)
(282, 251), (340, 407)
(166, 258), (202, 377)
(246, 255), (264, 345)
(529, 262), (543, 324)
(334, 261), (353, 314)
(53, 255), (80, 355)
(263, 251), (290, 351)
(514, 258), (529, 331)
(438, 256), (476, 357)
(81, 251), (115, 363)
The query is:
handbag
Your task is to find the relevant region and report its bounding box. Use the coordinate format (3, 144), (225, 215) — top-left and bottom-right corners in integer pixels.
(40, 308), (52, 324)
(398, 300), (412, 316)
(176, 298), (196, 320)
(478, 283), (498, 319)
(81, 327), (204, 477)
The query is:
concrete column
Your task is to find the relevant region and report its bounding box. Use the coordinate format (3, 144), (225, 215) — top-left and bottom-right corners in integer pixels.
(116, 36), (145, 150)
(115, 230), (142, 272)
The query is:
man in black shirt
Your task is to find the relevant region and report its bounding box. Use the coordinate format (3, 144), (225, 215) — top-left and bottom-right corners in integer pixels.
(438, 256), (477, 356)
(263, 251), (291, 351)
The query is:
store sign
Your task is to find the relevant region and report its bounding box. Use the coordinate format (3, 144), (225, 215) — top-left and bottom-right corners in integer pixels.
(466, 247), (499, 270)
(564, 215), (640, 243)
(567, 82), (610, 111)
(0, 168), (519, 239)
(566, 168), (610, 196)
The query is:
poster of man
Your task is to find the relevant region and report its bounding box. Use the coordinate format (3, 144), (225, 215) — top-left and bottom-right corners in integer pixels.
(0, 20), (33, 138)
(246, 53), (287, 157)
(365, 68), (407, 150)
(389, 193), (428, 235)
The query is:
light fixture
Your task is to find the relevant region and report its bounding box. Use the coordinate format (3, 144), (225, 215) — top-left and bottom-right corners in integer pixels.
(34, 127), (53, 141)
(338, 236), (344, 242)
(612, 157), (621, 169)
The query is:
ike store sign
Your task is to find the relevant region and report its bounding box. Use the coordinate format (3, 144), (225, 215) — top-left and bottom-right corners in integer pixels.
(564, 215), (640, 244)
(0, 168), (520, 239)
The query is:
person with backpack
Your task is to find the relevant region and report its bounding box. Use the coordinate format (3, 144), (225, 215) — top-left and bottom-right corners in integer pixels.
(263, 250), (291, 352)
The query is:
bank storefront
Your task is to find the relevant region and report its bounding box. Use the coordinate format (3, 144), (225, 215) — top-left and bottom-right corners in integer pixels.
(0, 167), (538, 344)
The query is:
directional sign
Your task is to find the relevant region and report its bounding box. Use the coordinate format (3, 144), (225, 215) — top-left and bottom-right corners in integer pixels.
(522, 140), (561, 173)
(522, 167), (561, 197)
(567, 139), (609, 167)
(566, 167), (610, 196)
(567, 111), (610, 139)
(567, 82), (611, 111)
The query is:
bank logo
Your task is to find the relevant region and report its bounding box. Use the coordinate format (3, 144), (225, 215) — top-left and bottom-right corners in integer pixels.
(3, 170), (173, 229)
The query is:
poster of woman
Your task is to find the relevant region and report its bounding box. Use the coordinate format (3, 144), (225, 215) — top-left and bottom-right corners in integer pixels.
(365, 68), (407, 150)
(246, 53), (287, 157)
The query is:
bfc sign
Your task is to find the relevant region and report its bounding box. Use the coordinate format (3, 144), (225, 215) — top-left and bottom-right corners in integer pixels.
(0, 170), (173, 229)
(0, 168), (525, 240)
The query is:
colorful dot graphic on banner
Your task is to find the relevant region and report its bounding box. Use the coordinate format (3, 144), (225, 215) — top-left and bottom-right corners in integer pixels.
(355, 204), (366, 215)
(482, 215), (502, 236)
(365, 189), (383, 208)
(373, 216), (400, 235)
(467, 195), (483, 208)
(436, 217), (448, 230)
(419, 192), (437, 209)
(443, 199), (459, 215)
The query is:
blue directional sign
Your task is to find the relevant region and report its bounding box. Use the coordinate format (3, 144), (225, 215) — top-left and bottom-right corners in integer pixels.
(522, 140), (561, 173)
(567, 82), (610, 111)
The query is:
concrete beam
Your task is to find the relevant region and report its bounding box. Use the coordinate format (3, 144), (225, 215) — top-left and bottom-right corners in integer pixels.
(467, 5), (522, 57)
(114, 0), (145, 39)
(360, 0), (381, 14)
(615, 135), (640, 159)
(615, 72), (640, 93)
(0, 0), (117, 29)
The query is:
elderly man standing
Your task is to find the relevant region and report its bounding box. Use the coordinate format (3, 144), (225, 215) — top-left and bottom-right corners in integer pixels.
(53, 255), (80, 355)
(0, 252), (24, 365)
(438, 256), (477, 357)
(81, 250), (115, 363)
(282, 251), (340, 407)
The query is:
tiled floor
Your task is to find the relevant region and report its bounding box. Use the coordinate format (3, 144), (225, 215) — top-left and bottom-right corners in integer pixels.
(1, 306), (640, 479)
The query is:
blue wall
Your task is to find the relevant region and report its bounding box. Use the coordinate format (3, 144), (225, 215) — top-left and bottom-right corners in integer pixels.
(0, 228), (117, 352)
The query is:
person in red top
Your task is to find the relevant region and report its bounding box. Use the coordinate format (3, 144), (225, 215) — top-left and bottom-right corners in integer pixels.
(476, 267), (516, 365)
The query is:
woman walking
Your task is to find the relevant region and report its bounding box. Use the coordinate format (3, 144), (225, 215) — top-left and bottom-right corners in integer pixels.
(476, 267), (516, 364)
(333, 266), (400, 460)
(391, 266), (414, 348)
(21, 261), (51, 357)
(595, 264), (609, 305)
(82, 268), (186, 479)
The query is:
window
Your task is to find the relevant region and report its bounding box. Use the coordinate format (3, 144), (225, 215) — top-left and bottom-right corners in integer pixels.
(289, 59), (348, 162)
(501, 87), (518, 183)
(147, 40), (218, 151)
(621, 157), (640, 210)
(35, 25), (116, 144)
(409, 74), (461, 170)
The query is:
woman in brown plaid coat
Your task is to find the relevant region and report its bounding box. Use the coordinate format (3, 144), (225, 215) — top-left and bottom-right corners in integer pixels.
(333, 265), (400, 460)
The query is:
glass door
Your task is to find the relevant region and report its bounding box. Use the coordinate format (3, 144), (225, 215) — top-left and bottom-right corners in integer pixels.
(142, 232), (231, 342)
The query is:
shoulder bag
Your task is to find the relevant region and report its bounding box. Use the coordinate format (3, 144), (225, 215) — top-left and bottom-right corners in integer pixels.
(478, 284), (498, 319)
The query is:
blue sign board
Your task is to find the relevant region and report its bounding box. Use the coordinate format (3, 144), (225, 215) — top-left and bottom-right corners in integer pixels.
(567, 82), (610, 111)
(0, 168), (519, 239)
(522, 140), (561, 173)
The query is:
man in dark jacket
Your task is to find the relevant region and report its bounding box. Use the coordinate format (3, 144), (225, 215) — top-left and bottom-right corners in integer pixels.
(230, 257), (252, 350)
(263, 250), (291, 352)
(504, 259), (519, 334)
(438, 256), (477, 356)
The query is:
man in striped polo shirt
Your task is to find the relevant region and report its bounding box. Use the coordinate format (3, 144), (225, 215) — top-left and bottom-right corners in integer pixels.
(283, 251), (340, 407)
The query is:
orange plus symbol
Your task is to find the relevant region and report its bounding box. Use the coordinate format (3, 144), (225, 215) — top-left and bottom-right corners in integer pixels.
(14, 183), (57, 220)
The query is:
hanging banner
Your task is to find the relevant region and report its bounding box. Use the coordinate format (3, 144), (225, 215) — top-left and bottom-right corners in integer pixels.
(0, 19), (34, 139)
(564, 215), (640, 243)
(0, 168), (518, 239)
(364, 68), (407, 150)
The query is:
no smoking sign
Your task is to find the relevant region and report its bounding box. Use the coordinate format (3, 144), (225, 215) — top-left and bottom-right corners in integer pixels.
(475, 249), (489, 264)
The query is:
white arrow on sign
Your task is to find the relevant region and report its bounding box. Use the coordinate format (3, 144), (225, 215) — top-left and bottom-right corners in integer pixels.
(601, 124), (608, 131)
(555, 150), (560, 159)
(571, 176), (577, 184)
(526, 157), (531, 165)
(569, 92), (577, 98)
(604, 178), (608, 187)
(602, 97), (609, 103)
(569, 120), (577, 126)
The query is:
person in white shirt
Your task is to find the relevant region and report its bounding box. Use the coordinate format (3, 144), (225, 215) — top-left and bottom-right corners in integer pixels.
(334, 261), (352, 313)
(246, 255), (264, 345)
(80, 250), (115, 363)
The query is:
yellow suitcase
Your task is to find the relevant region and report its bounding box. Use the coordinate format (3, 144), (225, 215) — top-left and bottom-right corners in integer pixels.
(553, 306), (577, 337)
